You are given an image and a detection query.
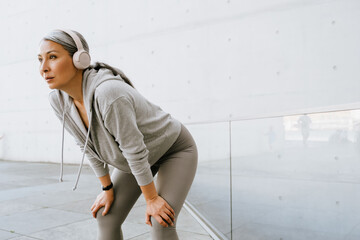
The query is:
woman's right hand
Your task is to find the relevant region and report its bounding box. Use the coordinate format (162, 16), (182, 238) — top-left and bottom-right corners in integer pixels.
(90, 189), (114, 218)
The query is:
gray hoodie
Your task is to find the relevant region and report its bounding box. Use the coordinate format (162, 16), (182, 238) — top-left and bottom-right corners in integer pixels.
(48, 67), (181, 189)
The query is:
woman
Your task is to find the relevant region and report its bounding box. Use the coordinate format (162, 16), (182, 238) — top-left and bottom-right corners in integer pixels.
(37, 29), (198, 240)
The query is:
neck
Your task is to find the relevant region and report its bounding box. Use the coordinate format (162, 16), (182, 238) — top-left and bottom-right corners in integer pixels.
(61, 69), (84, 104)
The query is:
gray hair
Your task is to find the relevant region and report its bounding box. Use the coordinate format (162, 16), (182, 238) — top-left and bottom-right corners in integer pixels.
(40, 29), (134, 88)
(41, 29), (90, 58)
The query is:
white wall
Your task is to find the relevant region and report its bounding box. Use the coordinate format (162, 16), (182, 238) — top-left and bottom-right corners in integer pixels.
(0, 0), (359, 163)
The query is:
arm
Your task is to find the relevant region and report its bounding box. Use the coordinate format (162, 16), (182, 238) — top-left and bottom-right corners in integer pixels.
(103, 96), (153, 186)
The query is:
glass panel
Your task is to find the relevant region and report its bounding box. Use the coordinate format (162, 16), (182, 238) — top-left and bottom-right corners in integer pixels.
(186, 122), (231, 238)
(231, 110), (360, 239)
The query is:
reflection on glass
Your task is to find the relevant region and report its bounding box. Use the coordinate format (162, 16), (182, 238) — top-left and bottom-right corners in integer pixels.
(231, 110), (360, 239)
(186, 123), (231, 238)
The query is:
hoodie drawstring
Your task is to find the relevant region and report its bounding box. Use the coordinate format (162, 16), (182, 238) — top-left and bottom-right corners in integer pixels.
(72, 109), (93, 191)
(59, 107), (95, 191)
(59, 111), (65, 182)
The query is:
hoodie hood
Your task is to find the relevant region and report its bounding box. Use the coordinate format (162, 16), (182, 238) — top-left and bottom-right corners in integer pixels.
(57, 67), (124, 190)
(61, 68), (117, 120)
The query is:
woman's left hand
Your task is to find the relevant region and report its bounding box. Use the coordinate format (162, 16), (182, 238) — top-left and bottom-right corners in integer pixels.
(145, 196), (175, 227)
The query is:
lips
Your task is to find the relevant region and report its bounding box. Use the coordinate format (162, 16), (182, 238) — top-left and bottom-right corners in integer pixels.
(45, 77), (54, 81)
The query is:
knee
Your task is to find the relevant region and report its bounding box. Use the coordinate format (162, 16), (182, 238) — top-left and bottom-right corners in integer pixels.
(96, 207), (121, 229)
(95, 207), (126, 240)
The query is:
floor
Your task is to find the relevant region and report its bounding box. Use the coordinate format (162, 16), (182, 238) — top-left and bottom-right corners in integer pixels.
(0, 160), (213, 240)
(186, 140), (360, 239)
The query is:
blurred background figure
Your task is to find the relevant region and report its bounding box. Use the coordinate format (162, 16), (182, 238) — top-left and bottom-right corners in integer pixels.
(298, 114), (312, 147)
(264, 125), (276, 150)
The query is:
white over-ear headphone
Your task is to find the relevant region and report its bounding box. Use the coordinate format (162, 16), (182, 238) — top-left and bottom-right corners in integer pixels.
(58, 29), (91, 69)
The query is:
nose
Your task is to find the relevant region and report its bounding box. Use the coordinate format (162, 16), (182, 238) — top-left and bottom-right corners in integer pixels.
(39, 60), (49, 76)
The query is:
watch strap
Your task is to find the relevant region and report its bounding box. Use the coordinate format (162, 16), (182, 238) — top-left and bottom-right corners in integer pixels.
(102, 182), (113, 191)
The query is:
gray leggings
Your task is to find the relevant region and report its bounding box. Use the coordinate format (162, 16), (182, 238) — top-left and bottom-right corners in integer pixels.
(96, 124), (198, 240)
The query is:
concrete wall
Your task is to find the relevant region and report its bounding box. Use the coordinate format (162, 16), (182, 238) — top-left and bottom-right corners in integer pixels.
(0, 0), (359, 163)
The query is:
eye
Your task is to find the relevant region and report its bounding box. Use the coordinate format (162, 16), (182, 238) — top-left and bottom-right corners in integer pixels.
(50, 55), (57, 59)
(38, 58), (42, 63)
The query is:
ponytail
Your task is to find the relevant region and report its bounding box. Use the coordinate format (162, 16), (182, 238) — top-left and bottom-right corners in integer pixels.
(89, 62), (135, 88)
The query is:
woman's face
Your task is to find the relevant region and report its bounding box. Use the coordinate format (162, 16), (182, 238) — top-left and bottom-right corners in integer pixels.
(38, 40), (79, 90)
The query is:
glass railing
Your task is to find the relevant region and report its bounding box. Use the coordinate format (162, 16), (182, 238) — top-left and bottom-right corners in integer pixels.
(185, 108), (360, 240)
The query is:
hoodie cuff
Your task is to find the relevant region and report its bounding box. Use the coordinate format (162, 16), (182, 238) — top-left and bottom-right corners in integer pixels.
(92, 164), (110, 178)
(135, 168), (154, 186)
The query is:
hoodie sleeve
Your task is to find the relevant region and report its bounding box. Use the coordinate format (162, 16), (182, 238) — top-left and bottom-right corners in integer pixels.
(103, 96), (153, 186)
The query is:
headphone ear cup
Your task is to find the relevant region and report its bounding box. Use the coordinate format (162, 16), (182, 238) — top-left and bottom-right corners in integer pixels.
(73, 50), (91, 69)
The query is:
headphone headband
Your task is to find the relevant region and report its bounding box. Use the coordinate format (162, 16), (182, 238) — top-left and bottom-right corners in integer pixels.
(59, 29), (85, 52)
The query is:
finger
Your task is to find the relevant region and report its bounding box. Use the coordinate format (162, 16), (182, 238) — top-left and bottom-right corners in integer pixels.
(92, 205), (102, 218)
(92, 207), (98, 218)
(90, 202), (96, 211)
(145, 213), (152, 226)
(166, 207), (175, 221)
(164, 208), (175, 222)
(102, 204), (110, 216)
(170, 207), (175, 216)
(162, 207), (174, 220)
(91, 204), (97, 217)
(163, 201), (175, 216)
(160, 212), (174, 226)
(155, 215), (168, 227)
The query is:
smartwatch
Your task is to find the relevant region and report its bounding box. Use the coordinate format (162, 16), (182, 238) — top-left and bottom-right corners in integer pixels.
(102, 182), (113, 191)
